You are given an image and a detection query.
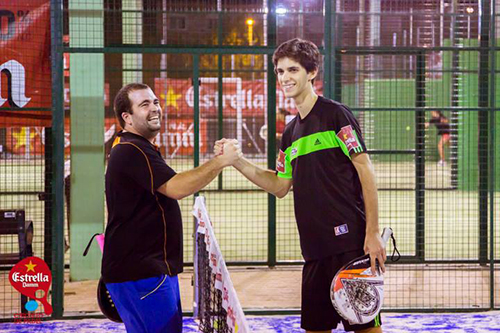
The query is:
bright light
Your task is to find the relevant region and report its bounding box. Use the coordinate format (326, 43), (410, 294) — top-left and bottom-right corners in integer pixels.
(246, 18), (254, 26)
(276, 7), (287, 15)
(466, 7), (474, 14)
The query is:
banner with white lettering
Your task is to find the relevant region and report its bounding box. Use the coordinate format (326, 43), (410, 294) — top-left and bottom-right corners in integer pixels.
(2, 76), (322, 156)
(154, 78), (323, 117)
(0, 0), (51, 127)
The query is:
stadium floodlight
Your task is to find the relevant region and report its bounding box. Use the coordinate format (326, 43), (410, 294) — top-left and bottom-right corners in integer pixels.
(276, 7), (287, 15)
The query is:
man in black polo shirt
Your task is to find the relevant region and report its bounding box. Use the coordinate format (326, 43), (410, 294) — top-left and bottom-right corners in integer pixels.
(217, 39), (386, 333)
(102, 83), (241, 333)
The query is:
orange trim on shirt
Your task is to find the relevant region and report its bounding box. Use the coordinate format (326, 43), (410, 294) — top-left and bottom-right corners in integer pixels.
(111, 136), (121, 148)
(116, 142), (154, 195)
(115, 141), (172, 275)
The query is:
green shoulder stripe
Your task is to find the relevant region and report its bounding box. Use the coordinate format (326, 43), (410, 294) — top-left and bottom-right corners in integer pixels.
(277, 129), (359, 178)
(286, 130), (351, 162)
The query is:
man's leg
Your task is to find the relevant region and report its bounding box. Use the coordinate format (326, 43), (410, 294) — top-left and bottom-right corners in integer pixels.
(106, 274), (182, 333)
(301, 258), (341, 332)
(438, 137), (445, 161)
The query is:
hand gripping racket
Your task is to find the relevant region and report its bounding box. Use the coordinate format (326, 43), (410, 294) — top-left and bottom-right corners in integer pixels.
(330, 228), (395, 325)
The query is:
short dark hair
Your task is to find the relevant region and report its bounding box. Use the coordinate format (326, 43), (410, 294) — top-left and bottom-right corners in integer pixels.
(272, 38), (320, 80)
(113, 83), (150, 129)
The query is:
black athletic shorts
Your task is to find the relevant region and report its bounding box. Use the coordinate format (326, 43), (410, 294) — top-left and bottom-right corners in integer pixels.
(301, 249), (382, 332)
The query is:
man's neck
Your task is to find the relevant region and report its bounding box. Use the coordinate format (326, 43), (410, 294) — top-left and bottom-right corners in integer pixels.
(295, 90), (318, 119)
(123, 128), (156, 143)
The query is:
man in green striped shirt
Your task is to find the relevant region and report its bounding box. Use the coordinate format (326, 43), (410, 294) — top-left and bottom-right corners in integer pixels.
(216, 38), (386, 333)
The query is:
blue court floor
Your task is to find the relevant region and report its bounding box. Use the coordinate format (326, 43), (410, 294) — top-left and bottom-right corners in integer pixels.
(1, 312), (499, 332)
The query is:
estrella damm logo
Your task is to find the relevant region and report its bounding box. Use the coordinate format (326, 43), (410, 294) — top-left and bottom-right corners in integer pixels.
(276, 150), (286, 173)
(9, 256), (53, 315)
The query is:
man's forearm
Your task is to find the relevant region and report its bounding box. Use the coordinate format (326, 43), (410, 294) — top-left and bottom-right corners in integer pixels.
(233, 157), (289, 198)
(161, 157), (224, 200)
(353, 155), (380, 234)
(362, 175), (379, 234)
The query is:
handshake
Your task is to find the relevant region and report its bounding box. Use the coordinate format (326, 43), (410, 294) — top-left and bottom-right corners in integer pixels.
(213, 138), (243, 167)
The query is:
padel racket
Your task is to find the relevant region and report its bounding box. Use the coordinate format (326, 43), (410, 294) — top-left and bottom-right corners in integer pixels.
(330, 227), (393, 325)
(83, 233), (123, 323)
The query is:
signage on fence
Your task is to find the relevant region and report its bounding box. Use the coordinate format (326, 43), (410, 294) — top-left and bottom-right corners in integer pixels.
(4, 118), (118, 157)
(163, 118), (208, 156)
(154, 78), (322, 117)
(0, 0), (51, 127)
(9, 256), (52, 322)
(2, 78), (323, 156)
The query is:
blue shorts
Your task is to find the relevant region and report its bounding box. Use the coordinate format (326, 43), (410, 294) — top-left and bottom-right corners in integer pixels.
(106, 274), (182, 333)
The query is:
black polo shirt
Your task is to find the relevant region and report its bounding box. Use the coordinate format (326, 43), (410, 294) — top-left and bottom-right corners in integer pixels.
(102, 131), (183, 283)
(277, 96), (367, 261)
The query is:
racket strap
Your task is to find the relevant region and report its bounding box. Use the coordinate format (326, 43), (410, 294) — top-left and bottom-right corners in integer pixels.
(389, 233), (401, 262)
(83, 233), (103, 257)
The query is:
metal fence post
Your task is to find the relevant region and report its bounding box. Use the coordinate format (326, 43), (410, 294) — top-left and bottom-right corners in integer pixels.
(267, 1), (277, 267)
(478, 0), (491, 266)
(50, 0), (65, 319)
(415, 52), (426, 261)
(488, 0), (496, 310)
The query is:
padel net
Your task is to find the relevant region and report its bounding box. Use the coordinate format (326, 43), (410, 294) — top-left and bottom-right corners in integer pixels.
(192, 196), (250, 333)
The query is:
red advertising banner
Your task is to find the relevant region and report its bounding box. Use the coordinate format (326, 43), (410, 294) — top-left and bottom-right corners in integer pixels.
(4, 78), (323, 157)
(163, 118), (208, 156)
(5, 118), (118, 157)
(4, 117), (206, 157)
(154, 78), (323, 117)
(0, 0), (51, 127)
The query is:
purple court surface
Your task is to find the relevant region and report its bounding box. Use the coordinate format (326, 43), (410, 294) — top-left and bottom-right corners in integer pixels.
(1, 312), (500, 332)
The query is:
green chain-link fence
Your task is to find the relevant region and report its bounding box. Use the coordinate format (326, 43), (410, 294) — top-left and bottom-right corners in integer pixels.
(0, 0), (498, 319)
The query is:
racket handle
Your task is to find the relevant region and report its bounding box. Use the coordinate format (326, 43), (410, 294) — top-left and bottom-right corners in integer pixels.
(381, 227), (393, 245)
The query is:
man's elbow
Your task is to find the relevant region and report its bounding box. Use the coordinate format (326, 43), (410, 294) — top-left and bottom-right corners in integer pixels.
(275, 192), (287, 199)
(274, 187), (289, 199)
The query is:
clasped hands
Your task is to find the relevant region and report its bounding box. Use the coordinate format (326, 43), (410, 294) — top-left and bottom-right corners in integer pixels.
(214, 138), (242, 167)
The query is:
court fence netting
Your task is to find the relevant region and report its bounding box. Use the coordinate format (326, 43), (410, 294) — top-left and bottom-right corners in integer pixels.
(0, 0), (499, 322)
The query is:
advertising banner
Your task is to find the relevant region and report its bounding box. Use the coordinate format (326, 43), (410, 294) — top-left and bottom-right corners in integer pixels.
(0, 1), (52, 127)
(4, 78), (323, 157)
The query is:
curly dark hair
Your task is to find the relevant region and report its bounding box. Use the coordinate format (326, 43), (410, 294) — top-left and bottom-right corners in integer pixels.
(113, 83), (150, 129)
(272, 38), (320, 82)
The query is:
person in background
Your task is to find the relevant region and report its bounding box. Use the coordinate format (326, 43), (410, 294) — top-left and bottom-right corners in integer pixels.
(425, 110), (451, 166)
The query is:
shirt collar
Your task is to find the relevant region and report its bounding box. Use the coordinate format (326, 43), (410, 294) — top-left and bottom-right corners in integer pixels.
(118, 131), (160, 151)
